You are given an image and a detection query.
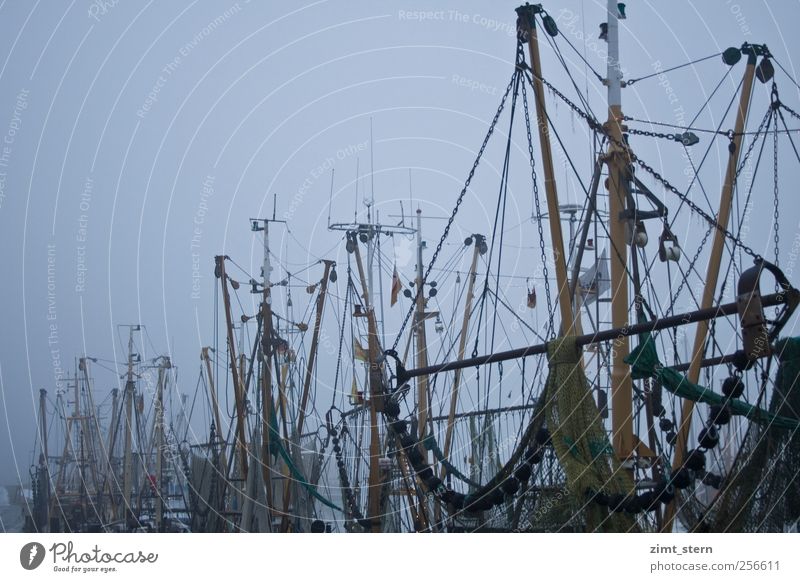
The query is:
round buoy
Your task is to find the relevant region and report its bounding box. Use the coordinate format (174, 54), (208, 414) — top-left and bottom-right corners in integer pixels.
(709, 404), (732, 426)
(685, 449), (706, 472)
(722, 376), (744, 399)
(698, 425), (719, 449)
(501, 476), (520, 496)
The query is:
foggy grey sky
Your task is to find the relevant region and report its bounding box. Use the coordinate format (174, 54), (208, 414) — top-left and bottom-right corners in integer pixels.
(1, 0), (800, 488)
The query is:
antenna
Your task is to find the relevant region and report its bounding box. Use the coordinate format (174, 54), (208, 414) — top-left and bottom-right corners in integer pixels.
(370, 117), (375, 203)
(327, 169), (335, 229)
(250, 206), (287, 294)
(355, 157), (359, 222)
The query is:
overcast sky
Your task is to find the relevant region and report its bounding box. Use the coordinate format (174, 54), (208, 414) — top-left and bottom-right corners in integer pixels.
(1, 0), (799, 490)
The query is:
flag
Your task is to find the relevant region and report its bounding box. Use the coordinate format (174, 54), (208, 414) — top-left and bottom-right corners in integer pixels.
(349, 376), (363, 405)
(527, 288), (537, 309)
(354, 339), (369, 362)
(390, 264), (402, 306)
(577, 249), (610, 306)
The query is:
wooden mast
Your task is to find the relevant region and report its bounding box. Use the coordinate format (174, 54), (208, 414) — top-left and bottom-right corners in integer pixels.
(279, 259), (333, 531)
(250, 212), (285, 530)
(258, 280), (277, 528)
(154, 358), (168, 532)
(38, 388), (50, 530)
(517, 5), (574, 329)
(122, 326), (136, 525)
(77, 358), (102, 511)
(441, 235), (484, 475)
(414, 209), (431, 445)
(663, 47), (758, 532)
(602, 0), (637, 461)
(201, 347), (228, 479)
(351, 233), (385, 532)
(215, 255), (249, 480)
(296, 260), (334, 436)
(106, 387), (119, 522)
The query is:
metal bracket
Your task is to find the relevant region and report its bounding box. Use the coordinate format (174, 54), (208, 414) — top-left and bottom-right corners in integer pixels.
(737, 258), (800, 361)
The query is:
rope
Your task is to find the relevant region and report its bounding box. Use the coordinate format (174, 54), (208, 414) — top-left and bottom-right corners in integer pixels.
(390, 72), (517, 352)
(627, 52), (722, 85)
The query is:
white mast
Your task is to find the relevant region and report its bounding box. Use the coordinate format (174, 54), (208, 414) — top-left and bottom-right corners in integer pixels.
(606, 0), (623, 108)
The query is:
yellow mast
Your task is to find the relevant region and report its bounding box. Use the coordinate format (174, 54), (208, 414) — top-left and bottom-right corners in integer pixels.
(281, 259), (334, 531)
(351, 234), (385, 532)
(603, 0), (636, 461)
(414, 209), (431, 445)
(663, 49), (757, 532)
(215, 256), (249, 480)
(441, 235), (484, 476)
(517, 5), (574, 330)
(201, 347), (228, 479)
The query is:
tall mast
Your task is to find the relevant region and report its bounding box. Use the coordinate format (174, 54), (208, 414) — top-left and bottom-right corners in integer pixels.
(350, 235), (386, 532)
(201, 347), (228, 478)
(75, 362), (85, 516)
(122, 325), (138, 524)
(517, 4), (574, 329)
(215, 256), (249, 480)
(281, 258), (334, 531)
(663, 45), (759, 531)
(295, 260), (334, 437)
(38, 388), (50, 531)
(155, 357), (170, 532)
(39, 389), (49, 463)
(78, 358), (101, 509)
(106, 387), (119, 522)
(441, 235), (485, 475)
(415, 209), (431, 444)
(330, 205), (415, 532)
(250, 212), (286, 529)
(603, 0), (635, 461)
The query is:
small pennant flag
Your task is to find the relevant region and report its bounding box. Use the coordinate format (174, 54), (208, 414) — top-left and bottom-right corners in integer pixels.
(349, 376), (363, 405)
(527, 288), (537, 309)
(354, 339), (369, 362)
(391, 264), (402, 306)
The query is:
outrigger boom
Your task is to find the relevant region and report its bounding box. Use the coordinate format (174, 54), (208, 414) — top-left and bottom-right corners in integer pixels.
(394, 278), (798, 385)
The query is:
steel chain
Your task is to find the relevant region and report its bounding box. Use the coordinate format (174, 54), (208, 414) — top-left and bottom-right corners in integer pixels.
(520, 74), (555, 337)
(779, 101), (800, 122)
(522, 68), (768, 263)
(773, 108), (781, 267)
(664, 224), (713, 317)
(627, 127), (680, 141)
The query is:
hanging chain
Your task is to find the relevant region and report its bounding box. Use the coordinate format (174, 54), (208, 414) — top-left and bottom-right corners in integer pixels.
(520, 73), (555, 337)
(627, 114), (770, 264)
(627, 127), (677, 140)
(390, 73), (517, 352)
(627, 127), (685, 142)
(779, 101), (800, 122)
(772, 104), (781, 267)
(522, 67), (603, 132)
(734, 107), (773, 179)
(664, 224), (714, 317)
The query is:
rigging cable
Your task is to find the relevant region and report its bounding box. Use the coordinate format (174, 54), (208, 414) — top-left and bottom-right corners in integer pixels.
(390, 72), (518, 352)
(626, 52), (722, 85)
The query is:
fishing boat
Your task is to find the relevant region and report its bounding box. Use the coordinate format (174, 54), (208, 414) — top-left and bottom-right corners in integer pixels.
(25, 1), (800, 533)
